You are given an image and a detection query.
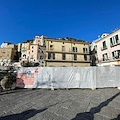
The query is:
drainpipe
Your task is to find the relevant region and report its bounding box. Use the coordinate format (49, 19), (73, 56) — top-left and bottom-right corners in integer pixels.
(71, 42), (73, 66)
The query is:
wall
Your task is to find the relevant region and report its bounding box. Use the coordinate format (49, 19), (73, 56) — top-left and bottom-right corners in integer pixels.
(16, 67), (120, 89)
(45, 39), (90, 67)
(96, 29), (120, 61)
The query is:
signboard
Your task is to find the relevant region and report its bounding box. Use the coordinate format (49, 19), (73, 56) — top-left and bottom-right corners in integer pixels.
(17, 70), (34, 85)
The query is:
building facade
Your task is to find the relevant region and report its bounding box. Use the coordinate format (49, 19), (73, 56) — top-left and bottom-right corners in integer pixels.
(33, 35), (47, 46)
(91, 29), (120, 66)
(20, 43), (30, 62)
(0, 43), (16, 66)
(29, 44), (46, 66)
(44, 39), (90, 67)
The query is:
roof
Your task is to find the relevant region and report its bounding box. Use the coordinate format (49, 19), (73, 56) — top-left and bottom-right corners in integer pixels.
(45, 38), (90, 44)
(95, 28), (120, 43)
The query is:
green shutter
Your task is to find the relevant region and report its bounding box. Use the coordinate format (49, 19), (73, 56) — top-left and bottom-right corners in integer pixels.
(116, 35), (118, 40)
(103, 41), (106, 48)
(48, 53), (51, 59)
(62, 53), (66, 60)
(53, 53), (55, 59)
(116, 35), (119, 43)
(112, 52), (114, 57)
(110, 38), (113, 45)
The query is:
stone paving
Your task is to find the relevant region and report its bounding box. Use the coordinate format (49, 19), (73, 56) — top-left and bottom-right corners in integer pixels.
(0, 88), (120, 120)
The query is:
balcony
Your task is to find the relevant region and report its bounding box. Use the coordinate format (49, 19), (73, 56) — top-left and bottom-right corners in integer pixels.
(98, 56), (120, 63)
(44, 59), (90, 63)
(101, 46), (107, 51)
(110, 40), (120, 47)
(2, 50), (5, 53)
(45, 50), (89, 55)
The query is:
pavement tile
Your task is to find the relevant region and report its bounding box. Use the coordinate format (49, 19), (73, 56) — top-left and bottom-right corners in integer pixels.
(0, 88), (120, 120)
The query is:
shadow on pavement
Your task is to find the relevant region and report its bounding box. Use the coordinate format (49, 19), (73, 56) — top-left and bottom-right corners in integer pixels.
(0, 88), (32, 96)
(0, 108), (47, 120)
(72, 92), (120, 120)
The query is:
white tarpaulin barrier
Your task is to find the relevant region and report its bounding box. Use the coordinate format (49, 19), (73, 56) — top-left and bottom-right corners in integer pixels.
(16, 67), (120, 89)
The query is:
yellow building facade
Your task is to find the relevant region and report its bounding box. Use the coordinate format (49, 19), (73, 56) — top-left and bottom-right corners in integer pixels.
(17, 43), (21, 52)
(44, 39), (90, 67)
(0, 48), (15, 61)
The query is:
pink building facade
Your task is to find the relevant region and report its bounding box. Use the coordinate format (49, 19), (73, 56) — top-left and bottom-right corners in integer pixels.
(29, 44), (46, 66)
(92, 29), (120, 66)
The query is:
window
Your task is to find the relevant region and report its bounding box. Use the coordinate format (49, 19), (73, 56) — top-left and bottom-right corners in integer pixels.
(62, 46), (65, 51)
(103, 41), (106, 48)
(2, 49), (5, 52)
(84, 55), (87, 61)
(50, 45), (54, 50)
(51, 41), (53, 43)
(48, 53), (55, 59)
(72, 47), (77, 52)
(2, 54), (4, 57)
(38, 40), (40, 42)
(53, 53), (55, 59)
(31, 55), (33, 59)
(110, 34), (119, 47)
(74, 54), (77, 60)
(74, 43), (75, 45)
(83, 48), (87, 53)
(32, 50), (33, 52)
(48, 53), (51, 59)
(103, 53), (108, 61)
(23, 54), (26, 58)
(8, 49), (10, 52)
(94, 45), (97, 50)
(62, 53), (66, 60)
(40, 56), (42, 59)
(63, 42), (64, 44)
(32, 46), (34, 49)
(112, 50), (120, 59)
(7, 54), (9, 57)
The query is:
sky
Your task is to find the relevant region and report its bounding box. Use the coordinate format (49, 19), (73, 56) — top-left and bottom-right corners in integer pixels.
(0, 0), (120, 45)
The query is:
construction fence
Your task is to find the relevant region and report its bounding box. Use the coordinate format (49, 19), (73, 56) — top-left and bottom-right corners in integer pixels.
(16, 67), (120, 89)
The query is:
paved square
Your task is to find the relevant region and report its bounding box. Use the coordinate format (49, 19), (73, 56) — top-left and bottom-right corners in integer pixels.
(0, 88), (120, 120)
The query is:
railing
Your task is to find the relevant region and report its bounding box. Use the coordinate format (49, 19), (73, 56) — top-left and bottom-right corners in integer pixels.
(98, 57), (120, 63)
(110, 40), (120, 47)
(2, 50), (5, 53)
(101, 46), (107, 51)
(45, 50), (89, 54)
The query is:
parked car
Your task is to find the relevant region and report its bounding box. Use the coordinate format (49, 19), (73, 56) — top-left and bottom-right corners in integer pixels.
(8, 70), (17, 73)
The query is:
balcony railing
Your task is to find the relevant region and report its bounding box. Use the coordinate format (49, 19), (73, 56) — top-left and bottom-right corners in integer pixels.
(101, 46), (107, 51)
(98, 56), (120, 63)
(2, 50), (5, 53)
(110, 40), (120, 47)
(45, 50), (89, 55)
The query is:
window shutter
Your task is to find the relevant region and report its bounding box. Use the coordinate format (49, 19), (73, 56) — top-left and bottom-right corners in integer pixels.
(53, 53), (55, 59)
(73, 47), (74, 52)
(76, 48), (77, 52)
(48, 53), (51, 59)
(116, 35), (118, 40)
(103, 41), (106, 48)
(110, 38), (113, 45)
(112, 52), (114, 57)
